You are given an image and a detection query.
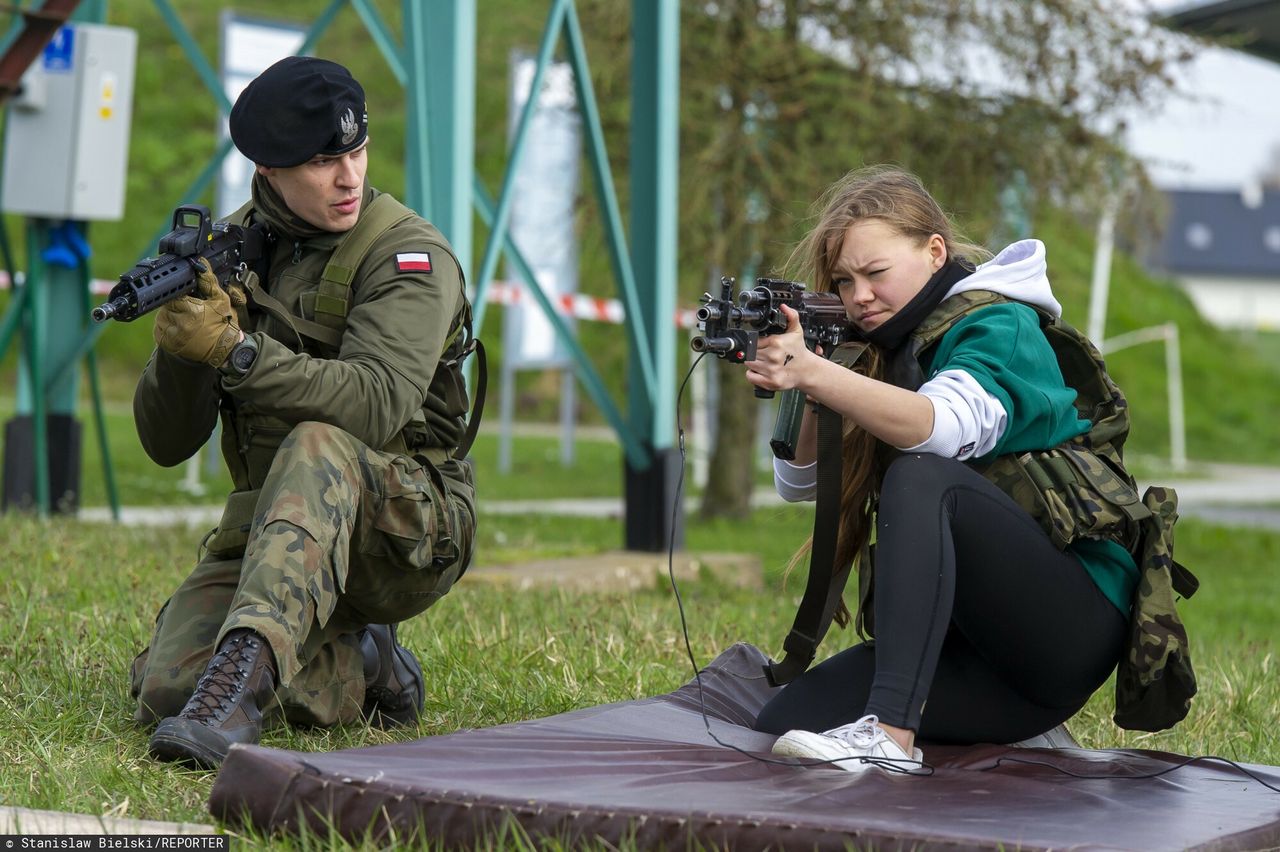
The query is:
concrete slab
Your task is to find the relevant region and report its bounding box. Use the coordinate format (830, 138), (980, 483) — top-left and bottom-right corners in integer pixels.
(464, 550), (763, 592)
(0, 806), (216, 835)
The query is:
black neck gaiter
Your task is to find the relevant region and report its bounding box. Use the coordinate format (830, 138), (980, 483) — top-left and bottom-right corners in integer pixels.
(861, 259), (974, 350)
(250, 173), (372, 242)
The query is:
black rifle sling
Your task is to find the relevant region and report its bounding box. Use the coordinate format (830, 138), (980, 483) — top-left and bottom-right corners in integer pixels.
(234, 221), (268, 272)
(455, 338), (487, 459)
(763, 402), (850, 687)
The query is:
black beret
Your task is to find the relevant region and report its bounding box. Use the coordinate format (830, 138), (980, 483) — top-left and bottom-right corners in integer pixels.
(230, 56), (368, 168)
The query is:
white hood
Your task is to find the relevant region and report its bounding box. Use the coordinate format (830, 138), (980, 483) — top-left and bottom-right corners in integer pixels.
(945, 238), (1061, 318)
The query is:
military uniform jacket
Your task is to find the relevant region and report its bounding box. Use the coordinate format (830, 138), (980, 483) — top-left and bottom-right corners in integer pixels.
(133, 182), (471, 506)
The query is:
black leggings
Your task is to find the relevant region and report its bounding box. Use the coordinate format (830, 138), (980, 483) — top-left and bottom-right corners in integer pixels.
(755, 453), (1128, 745)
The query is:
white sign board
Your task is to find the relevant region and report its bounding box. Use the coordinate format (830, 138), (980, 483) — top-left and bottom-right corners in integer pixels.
(217, 13), (306, 218)
(503, 55), (582, 367)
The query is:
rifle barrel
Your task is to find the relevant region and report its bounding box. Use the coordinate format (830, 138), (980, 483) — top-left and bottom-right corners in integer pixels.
(90, 296), (131, 323)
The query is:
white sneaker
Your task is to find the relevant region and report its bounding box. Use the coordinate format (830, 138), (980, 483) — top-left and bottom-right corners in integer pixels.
(771, 714), (924, 773)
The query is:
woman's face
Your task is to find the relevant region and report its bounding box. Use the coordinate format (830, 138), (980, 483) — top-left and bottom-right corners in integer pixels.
(829, 219), (947, 332)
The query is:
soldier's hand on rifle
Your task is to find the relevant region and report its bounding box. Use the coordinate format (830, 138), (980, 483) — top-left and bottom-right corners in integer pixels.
(746, 304), (812, 394)
(153, 258), (242, 368)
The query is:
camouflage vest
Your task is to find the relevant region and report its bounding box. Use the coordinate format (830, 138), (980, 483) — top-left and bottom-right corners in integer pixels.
(883, 289), (1198, 731)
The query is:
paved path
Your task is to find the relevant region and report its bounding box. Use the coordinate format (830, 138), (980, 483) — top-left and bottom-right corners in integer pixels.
(1136, 462), (1280, 530)
(0, 805), (215, 835)
(75, 462), (1280, 530)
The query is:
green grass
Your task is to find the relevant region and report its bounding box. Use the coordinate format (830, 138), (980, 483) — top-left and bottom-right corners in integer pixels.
(0, 394), (635, 508)
(0, 508), (1276, 847)
(0, 2), (1277, 846)
(1243, 330), (1280, 364)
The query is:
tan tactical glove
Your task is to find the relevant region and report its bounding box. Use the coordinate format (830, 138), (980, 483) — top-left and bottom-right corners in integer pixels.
(153, 258), (241, 367)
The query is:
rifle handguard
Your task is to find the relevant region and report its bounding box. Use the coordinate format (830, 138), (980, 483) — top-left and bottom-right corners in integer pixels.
(92, 204), (267, 324)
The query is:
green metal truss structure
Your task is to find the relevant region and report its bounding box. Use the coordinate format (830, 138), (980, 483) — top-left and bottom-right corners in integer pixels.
(0, 0), (121, 519)
(4, 0), (680, 549)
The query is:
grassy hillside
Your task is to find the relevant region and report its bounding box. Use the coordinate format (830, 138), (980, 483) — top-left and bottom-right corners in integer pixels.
(1039, 208), (1280, 465)
(1, 0), (1278, 471)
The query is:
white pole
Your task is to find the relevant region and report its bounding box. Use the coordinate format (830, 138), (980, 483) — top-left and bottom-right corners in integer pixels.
(1102, 323), (1189, 472)
(1165, 323), (1187, 472)
(497, 360), (516, 475)
(1087, 189), (1119, 346)
(178, 450), (206, 497)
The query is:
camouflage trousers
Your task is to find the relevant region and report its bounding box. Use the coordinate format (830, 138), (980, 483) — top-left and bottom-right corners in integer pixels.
(131, 420), (475, 727)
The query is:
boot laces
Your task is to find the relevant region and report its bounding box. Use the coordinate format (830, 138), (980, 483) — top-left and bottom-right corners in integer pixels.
(183, 634), (259, 723)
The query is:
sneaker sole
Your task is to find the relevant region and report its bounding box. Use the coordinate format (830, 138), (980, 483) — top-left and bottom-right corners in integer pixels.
(772, 730), (856, 762)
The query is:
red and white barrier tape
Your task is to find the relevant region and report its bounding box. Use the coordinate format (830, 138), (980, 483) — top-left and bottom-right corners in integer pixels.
(485, 280), (698, 329)
(1, 273), (700, 329)
(0, 271), (113, 295)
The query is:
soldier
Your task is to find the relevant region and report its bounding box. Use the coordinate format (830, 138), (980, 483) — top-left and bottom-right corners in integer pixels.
(746, 166), (1191, 771)
(129, 56), (478, 769)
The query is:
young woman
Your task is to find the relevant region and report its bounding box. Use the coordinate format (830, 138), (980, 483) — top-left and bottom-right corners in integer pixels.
(745, 166), (1138, 772)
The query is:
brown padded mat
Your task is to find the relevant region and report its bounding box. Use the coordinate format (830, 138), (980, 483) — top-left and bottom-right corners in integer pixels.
(209, 643), (1280, 850)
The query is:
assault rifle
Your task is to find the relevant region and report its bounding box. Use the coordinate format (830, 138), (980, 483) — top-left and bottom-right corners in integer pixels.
(690, 276), (857, 460)
(91, 204), (266, 323)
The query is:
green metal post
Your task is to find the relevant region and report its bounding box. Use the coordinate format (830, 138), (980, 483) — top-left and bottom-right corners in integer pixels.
(3, 1), (113, 516)
(20, 220), (49, 516)
(413, 0), (475, 276)
(12, 222), (90, 517)
(78, 260), (119, 520)
(402, 1), (433, 222)
(623, 0), (681, 551)
(77, 0), (108, 23)
(17, 226), (82, 416)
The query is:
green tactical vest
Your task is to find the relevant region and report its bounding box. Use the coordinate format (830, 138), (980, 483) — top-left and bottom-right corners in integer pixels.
(874, 289), (1198, 732)
(897, 290), (1145, 551)
(216, 194), (476, 493)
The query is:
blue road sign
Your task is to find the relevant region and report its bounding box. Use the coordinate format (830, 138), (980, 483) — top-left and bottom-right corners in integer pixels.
(42, 26), (75, 73)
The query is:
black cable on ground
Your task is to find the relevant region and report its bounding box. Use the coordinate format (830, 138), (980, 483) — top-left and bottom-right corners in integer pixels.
(666, 355), (929, 776)
(666, 356), (1280, 789)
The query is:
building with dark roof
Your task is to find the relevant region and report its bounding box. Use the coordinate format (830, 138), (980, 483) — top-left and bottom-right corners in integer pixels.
(1162, 0), (1280, 64)
(1149, 187), (1280, 329)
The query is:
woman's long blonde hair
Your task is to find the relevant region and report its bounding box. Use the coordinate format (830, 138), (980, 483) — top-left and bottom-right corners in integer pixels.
(782, 166), (990, 633)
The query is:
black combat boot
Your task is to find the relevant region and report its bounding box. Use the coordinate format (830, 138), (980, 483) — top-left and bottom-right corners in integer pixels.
(148, 629), (277, 769)
(358, 623), (424, 728)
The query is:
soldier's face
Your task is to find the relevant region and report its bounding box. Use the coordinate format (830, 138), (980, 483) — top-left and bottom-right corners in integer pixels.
(829, 219), (946, 332)
(258, 142), (369, 232)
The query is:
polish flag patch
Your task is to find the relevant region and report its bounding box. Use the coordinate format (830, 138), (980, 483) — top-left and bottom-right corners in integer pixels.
(395, 252), (433, 273)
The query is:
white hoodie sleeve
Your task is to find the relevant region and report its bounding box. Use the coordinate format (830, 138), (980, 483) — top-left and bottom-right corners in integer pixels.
(899, 369), (1008, 459)
(773, 457), (817, 502)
